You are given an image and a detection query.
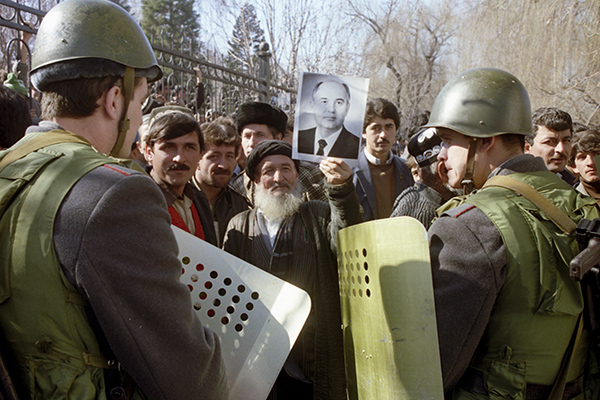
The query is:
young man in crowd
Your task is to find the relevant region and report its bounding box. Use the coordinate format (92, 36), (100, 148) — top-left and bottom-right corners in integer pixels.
(192, 117), (250, 246)
(353, 98), (413, 220)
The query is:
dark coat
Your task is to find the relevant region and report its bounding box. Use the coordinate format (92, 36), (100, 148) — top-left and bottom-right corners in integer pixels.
(190, 180), (250, 247)
(390, 181), (446, 229)
(223, 179), (362, 400)
(352, 150), (414, 221)
(297, 126), (360, 159)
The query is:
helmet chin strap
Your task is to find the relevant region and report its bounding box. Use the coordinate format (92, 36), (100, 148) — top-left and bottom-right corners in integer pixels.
(110, 66), (135, 157)
(461, 137), (479, 195)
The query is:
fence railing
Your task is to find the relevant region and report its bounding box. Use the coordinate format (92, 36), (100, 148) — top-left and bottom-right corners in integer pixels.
(0, 0), (297, 120)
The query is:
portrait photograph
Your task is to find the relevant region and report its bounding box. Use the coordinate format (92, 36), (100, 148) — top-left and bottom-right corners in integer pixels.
(293, 72), (369, 167)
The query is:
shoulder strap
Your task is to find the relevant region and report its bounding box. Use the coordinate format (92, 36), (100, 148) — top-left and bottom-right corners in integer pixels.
(0, 130), (90, 174)
(483, 175), (577, 234)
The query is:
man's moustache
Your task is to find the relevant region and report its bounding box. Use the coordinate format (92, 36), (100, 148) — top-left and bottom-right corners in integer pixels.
(166, 163), (190, 171)
(270, 182), (291, 190)
(213, 167), (231, 175)
(549, 156), (566, 162)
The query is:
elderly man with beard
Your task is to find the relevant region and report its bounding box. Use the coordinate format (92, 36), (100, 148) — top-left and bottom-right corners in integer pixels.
(145, 109), (216, 243)
(223, 140), (362, 400)
(192, 117), (250, 247)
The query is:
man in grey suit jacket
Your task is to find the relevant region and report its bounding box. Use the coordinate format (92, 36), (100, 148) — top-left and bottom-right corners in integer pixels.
(297, 78), (360, 159)
(352, 98), (414, 220)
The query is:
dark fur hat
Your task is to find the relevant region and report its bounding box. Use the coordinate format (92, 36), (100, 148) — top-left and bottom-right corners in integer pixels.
(235, 102), (287, 136)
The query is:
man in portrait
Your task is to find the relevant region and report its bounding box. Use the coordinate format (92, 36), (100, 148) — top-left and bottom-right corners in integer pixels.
(297, 78), (360, 159)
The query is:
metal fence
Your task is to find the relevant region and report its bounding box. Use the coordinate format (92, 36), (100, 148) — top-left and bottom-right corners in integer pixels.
(0, 0), (297, 120)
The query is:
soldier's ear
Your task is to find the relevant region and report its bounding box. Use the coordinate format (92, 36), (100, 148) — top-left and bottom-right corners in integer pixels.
(479, 136), (495, 153)
(101, 85), (122, 120)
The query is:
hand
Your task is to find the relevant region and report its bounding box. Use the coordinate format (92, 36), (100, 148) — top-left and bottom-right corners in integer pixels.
(319, 157), (352, 185)
(194, 67), (202, 84)
(22, 21), (34, 42)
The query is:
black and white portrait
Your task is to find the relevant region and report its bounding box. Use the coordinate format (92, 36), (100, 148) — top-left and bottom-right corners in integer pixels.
(293, 72), (369, 167)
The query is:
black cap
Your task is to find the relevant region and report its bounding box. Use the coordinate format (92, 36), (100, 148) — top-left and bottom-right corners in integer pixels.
(245, 140), (299, 181)
(408, 127), (442, 167)
(235, 102), (287, 136)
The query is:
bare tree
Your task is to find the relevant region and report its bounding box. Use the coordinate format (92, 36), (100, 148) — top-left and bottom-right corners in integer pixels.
(455, 0), (600, 126)
(345, 0), (456, 123)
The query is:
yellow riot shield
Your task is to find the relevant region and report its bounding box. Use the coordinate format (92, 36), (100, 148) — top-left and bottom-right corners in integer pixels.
(337, 216), (443, 400)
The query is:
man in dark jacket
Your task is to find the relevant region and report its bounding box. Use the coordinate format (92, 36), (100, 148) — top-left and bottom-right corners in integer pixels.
(192, 117), (250, 246)
(144, 108), (217, 243)
(353, 98), (413, 220)
(223, 140), (362, 400)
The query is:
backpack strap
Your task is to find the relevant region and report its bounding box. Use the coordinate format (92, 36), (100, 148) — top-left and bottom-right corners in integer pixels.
(0, 131), (90, 174)
(483, 175), (577, 234)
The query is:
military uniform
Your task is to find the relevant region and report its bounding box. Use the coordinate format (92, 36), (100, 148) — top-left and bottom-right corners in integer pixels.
(0, 123), (229, 399)
(423, 68), (600, 399)
(0, 0), (227, 397)
(430, 155), (599, 399)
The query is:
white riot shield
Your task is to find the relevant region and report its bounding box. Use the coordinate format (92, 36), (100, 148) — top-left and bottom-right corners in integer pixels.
(172, 226), (311, 400)
(337, 217), (444, 400)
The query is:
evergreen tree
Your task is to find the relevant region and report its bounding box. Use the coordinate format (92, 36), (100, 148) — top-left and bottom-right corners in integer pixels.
(228, 3), (265, 73)
(109, 0), (131, 13)
(141, 0), (199, 50)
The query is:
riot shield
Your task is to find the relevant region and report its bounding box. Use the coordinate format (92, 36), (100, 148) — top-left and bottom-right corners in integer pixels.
(337, 216), (443, 400)
(172, 226), (311, 400)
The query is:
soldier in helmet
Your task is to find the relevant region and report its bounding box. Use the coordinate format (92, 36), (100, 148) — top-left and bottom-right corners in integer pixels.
(0, 0), (228, 399)
(425, 68), (599, 398)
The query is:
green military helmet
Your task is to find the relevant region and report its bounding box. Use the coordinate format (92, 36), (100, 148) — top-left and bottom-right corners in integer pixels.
(425, 68), (532, 138)
(30, 0), (162, 91)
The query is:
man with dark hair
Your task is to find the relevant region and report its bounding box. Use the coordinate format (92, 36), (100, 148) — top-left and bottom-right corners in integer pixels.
(570, 128), (600, 205)
(424, 68), (598, 398)
(144, 107), (213, 242)
(231, 101), (327, 205)
(352, 97), (413, 220)
(192, 116), (250, 247)
(297, 78), (360, 158)
(0, 84), (31, 149)
(223, 140), (361, 400)
(390, 127), (457, 229)
(525, 107), (576, 184)
(0, 1), (228, 398)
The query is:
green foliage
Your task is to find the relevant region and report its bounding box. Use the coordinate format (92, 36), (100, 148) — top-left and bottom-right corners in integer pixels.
(109, 0), (131, 13)
(227, 3), (265, 73)
(141, 0), (200, 50)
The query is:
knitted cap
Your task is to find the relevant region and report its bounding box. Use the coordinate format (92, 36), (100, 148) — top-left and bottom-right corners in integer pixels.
(3, 73), (27, 96)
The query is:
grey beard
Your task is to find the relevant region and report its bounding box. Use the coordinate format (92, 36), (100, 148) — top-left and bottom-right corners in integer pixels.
(255, 183), (303, 224)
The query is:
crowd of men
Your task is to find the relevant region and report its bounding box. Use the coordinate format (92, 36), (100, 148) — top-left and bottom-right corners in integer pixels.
(1, 0), (600, 399)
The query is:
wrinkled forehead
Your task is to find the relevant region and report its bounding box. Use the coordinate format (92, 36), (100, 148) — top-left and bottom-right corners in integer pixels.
(259, 154), (296, 170)
(313, 81), (350, 102)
